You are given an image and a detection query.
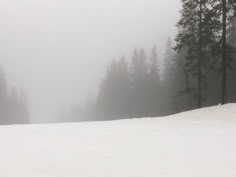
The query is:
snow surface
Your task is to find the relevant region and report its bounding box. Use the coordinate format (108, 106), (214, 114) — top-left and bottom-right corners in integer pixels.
(1, 104), (236, 177)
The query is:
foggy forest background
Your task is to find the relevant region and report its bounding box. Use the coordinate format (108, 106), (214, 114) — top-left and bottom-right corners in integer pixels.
(0, 0), (236, 124)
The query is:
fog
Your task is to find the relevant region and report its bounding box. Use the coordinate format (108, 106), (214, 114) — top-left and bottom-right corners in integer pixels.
(0, 0), (181, 123)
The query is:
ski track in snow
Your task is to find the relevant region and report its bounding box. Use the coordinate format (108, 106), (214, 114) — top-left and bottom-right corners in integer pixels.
(0, 104), (236, 177)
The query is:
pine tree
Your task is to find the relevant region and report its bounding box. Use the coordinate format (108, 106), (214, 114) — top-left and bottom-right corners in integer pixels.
(149, 45), (160, 83)
(130, 48), (149, 117)
(147, 45), (162, 116)
(163, 38), (180, 113)
(227, 4), (236, 102)
(208, 0), (236, 104)
(175, 0), (222, 108)
(96, 57), (131, 120)
(163, 38), (175, 77)
(0, 67), (9, 123)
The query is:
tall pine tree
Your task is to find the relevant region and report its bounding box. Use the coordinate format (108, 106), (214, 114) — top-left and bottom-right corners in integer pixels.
(175, 0), (221, 107)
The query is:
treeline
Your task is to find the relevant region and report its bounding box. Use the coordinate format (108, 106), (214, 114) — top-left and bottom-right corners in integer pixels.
(0, 67), (29, 124)
(95, 46), (163, 120)
(175, 0), (236, 107)
(67, 0), (236, 121)
(67, 40), (185, 121)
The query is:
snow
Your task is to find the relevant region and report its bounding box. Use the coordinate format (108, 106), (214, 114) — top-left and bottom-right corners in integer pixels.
(1, 104), (236, 177)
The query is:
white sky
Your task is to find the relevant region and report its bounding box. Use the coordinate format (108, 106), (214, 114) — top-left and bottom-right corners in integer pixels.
(0, 0), (181, 123)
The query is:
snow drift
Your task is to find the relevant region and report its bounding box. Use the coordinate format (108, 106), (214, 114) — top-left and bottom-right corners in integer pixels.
(1, 104), (236, 177)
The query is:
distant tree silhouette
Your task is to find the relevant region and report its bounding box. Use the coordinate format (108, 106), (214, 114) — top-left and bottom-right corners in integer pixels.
(93, 47), (164, 120)
(0, 67), (29, 124)
(146, 45), (162, 116)
(96, 57), (131, 120)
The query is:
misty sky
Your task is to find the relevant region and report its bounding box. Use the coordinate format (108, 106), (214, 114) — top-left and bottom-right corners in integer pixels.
(0, 0), (181, 123)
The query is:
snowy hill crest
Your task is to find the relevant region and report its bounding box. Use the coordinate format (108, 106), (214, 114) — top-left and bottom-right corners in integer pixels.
(0, 104), (236, 177)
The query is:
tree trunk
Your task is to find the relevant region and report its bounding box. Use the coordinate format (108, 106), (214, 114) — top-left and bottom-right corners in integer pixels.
(198, 0), (203, 108)
(221, 0), (227, 104)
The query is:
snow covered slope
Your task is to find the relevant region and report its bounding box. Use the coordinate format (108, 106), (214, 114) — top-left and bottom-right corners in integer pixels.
(1, 104), (236, 177)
